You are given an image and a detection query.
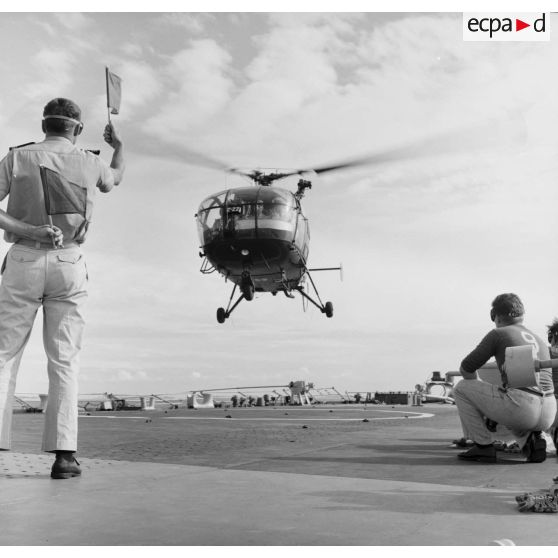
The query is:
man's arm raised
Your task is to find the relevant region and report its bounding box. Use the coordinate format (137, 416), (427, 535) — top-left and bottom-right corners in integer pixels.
(103, 122), (125, 186)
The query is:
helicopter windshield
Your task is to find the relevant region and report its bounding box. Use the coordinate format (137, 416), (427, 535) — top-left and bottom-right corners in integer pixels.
(255, 189), (293, 223)
(196, 187), (298, 246)
(196, 190), (227, 244)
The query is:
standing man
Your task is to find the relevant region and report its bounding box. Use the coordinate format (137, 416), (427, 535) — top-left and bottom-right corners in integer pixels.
(546, 318), (558, 449)
(0, 98), (124, 478)
(454, 293), (556, 463)
(546, 318), (558, 385)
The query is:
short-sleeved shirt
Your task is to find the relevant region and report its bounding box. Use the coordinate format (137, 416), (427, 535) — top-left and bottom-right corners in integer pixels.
(550, 345), (558, 392)
(461, 324), (553, 394)
(0, 136), (114, 245)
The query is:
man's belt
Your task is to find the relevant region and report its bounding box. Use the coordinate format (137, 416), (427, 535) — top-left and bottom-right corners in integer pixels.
(14, 239), (80, 250)
(517, 387), (555, 397)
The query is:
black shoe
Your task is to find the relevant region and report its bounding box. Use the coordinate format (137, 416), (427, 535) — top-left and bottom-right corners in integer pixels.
(523, 431), (546, 463)
(458, 445), (497, 463)
(452, 437), (474, 448)
(51, 455), (81, 479)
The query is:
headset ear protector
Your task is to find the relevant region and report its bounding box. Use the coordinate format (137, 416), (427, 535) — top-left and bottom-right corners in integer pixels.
(43, 115), (83, 135)
(490, 308), (521, 323)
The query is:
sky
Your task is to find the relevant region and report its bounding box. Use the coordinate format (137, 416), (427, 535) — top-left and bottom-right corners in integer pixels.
(0, 11), (556, 397)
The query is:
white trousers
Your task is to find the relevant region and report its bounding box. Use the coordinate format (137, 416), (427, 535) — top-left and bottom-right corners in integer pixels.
(0, 244), (87, 452)
(453, 379), (557, 447)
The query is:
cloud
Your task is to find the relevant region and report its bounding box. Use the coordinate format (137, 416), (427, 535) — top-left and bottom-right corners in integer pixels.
(246, 24), (338, 96)
(120, 43), (144, 58)
(159, 13), (214, 34)
(143, 39), (234, 136)
(31, 14), (100, 55)
(210, 20), (347, 158)
(142, 13), (536, 168)
(52, 13), (92, 32)
(140, 17), (357, 160)
(115, 369), (149, 382)
(23, 49), (76, 101)
(30, 17), (57, 37)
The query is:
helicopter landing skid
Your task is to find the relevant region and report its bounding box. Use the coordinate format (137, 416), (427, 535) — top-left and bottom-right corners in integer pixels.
(217, 283), (247, 323)
(294, 287), (333, 318)
(216, 267), (335, 323)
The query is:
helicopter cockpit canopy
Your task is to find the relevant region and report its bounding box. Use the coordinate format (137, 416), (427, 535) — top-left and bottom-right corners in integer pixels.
(196, 186), (303, 247)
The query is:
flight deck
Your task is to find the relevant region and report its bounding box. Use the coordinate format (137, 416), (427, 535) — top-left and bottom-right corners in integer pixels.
(1, 404), (557, 546)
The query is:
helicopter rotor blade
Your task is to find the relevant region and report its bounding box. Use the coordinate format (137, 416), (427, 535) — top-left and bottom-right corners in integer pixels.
(131, 137), (258, 178)
(135, 142), (294, 183)
(303, 115), (527, 177)
(133, 113), (525, 185)
(270, 171), (302, 180)
(308, 135), (451, 175)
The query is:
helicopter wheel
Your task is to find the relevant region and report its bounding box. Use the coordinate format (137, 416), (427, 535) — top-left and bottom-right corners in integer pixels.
(217, 307), (227, 324)
(324, 301), (333, 318)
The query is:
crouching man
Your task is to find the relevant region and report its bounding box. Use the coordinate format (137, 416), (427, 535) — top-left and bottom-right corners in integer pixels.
(455, 293), (556, 463)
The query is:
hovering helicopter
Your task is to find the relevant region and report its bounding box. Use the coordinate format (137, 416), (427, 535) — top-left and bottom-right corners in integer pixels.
(195, 166), (345, 324)
(190, 117), (519, 324)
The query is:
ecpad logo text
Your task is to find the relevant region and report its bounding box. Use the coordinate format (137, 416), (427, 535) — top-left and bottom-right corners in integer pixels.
(463, 13), (550, 42)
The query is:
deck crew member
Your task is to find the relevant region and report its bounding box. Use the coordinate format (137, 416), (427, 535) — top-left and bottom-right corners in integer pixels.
(454, 293), (556, 463)
(0, 98), (125, 478)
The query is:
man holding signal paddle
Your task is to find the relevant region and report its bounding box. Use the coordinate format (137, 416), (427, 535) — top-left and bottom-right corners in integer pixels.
(0, 80), (124, 479)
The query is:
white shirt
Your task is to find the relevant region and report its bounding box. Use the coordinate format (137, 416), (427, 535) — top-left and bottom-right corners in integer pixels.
(0, 136), (114, 244)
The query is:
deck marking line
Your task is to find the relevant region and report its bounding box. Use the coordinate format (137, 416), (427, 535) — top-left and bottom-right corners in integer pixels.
(80, 412), (434, 421)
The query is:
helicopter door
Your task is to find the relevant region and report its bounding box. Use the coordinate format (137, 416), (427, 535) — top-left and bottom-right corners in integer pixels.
(293, 201), (310, 259)
(196, 190), (227, 246)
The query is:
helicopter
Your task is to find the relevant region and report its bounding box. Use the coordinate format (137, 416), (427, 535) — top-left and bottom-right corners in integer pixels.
(190, 117), (520, 323)
(195, 166), (348, 323)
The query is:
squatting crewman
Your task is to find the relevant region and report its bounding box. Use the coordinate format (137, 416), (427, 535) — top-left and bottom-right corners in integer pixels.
(454, 293), (556, 464)
(0, 97), (125, 478)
